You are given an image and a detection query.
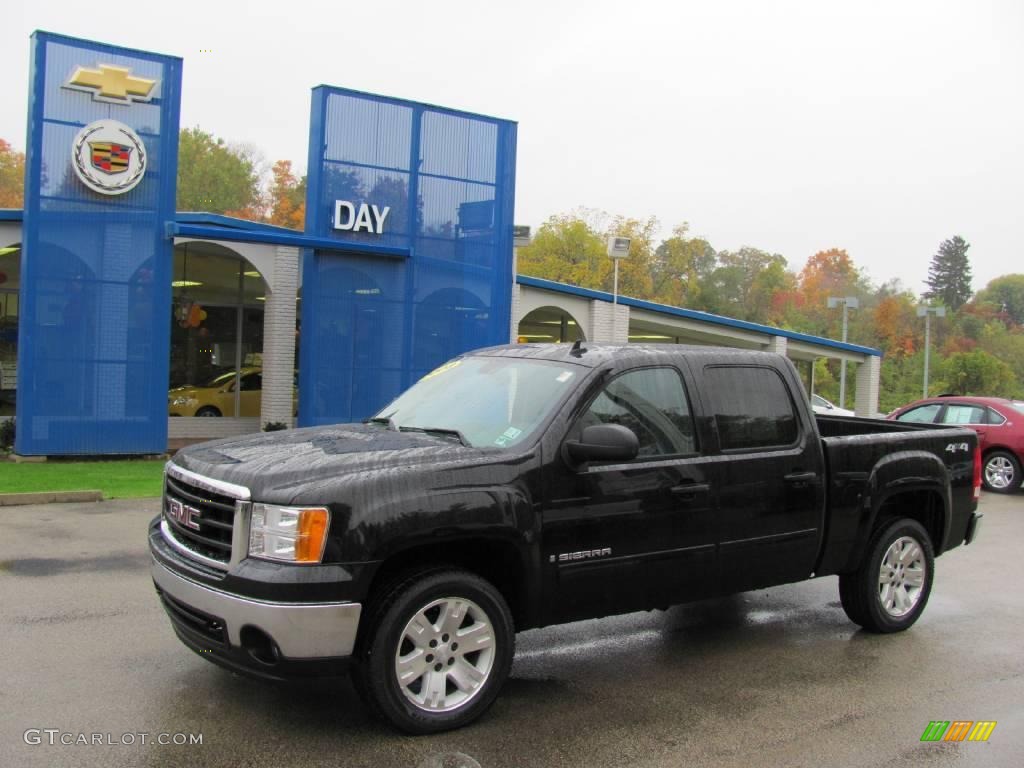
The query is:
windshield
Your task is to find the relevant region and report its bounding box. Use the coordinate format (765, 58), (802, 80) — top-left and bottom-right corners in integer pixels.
(372, 356), (583, 449)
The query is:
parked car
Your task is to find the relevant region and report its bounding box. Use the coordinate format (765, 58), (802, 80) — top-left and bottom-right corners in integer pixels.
(888, 396), (1024, 493)
(151, 343), (981, 733)
(168, 369), (297, 418)
(811, 393), (856, 417)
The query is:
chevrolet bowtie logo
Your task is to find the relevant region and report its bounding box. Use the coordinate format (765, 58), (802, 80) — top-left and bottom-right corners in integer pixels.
(64, 64), (158, 105)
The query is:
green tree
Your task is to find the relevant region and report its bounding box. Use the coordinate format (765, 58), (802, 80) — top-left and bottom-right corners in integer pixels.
(650, 224), (717, 309)
(0, 138), (24, 208)
(924, 235), (972, 311)
(974, 274), (1024, 327)
(177, 127), (263, 218)
(939, 349), (1017, 397)
(704, 247), (790, 322)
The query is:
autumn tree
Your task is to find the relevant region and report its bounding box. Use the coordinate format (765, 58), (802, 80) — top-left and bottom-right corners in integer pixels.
(516, 211), (608, 288)
(0, 139), (24, 208)
(266, 160), (305, 229)
(701, 248), (792, 322)
(924, 235), (972, 311)
(177, 127), (263, 218)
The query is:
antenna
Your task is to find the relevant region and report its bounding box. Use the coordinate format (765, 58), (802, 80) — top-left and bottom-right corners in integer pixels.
(570, 339), (586, 357)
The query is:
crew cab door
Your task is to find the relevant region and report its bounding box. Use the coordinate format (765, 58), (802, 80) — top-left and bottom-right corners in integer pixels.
(698, 363), (825, 593)
(540, 364), (716, 623)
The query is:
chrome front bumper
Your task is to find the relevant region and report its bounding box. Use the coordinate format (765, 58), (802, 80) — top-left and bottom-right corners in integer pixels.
(151, 558), (362, 659)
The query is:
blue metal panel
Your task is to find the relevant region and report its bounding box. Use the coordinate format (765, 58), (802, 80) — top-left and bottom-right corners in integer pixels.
(300, 87), (517, 425)
(515, 275), (883, 357)
(16, 32), (182, 454)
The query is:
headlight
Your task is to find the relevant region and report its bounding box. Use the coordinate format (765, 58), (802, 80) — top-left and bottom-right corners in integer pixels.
(248, 503), (330, 564)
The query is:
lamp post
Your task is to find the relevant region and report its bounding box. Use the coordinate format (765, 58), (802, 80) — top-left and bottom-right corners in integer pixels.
(607, 236), (631, 342)
(827, 296), (859, 409)
(917, 305), (946, 397)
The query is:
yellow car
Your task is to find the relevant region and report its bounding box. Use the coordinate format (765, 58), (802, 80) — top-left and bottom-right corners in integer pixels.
(168, 368), (271, 418)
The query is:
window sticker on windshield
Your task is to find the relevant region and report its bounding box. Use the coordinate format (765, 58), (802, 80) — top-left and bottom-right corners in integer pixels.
(420, 359), (461, 382)
(494, 435), (511, 447)
(502, 427), (522, 440)
(556, 371), (574, 383)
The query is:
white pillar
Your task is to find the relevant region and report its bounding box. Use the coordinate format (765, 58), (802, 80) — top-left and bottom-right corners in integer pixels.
(591, 300), (629, 343)
(509, 283), (522, 342)
(261, 246), (299, 427)
(855, 355), (881, 418)
(767, 335), (787, 356)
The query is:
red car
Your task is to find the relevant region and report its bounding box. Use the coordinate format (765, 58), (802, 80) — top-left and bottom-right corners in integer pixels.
(889, 396), (1024, 493)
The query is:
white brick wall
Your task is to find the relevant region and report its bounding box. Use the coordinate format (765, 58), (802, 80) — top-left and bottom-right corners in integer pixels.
(590, 300), (629, 342)
(509, 283), (522, 342)
(168, 417), (261, 439)
(767, 335), (787, 355)
(855, 356), (881, 417)
(260, 246), (299, 427)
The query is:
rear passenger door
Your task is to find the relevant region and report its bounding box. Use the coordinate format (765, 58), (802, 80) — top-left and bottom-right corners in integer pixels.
(541, 364), (716, 622)
(700, 364), (824, 594)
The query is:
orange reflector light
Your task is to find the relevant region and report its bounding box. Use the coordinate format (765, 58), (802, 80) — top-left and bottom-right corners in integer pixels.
(295, 508), (330, 563)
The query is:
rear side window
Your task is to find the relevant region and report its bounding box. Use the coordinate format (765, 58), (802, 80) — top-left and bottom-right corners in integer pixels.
(896, 404), (941, 423)
(704, 365), (798, 451)
(940, 404), (986, 425)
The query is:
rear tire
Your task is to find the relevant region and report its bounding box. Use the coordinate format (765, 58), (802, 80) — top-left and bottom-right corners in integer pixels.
(351, 568), (514, 734)
(838, 518), (934, 633)
(195, 406), (221, 417)
(983, 450), (1021, 494)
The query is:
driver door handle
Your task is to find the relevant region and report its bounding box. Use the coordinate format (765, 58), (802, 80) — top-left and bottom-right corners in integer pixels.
(670, 483), (709, 500)
(784, 471), (817, 488)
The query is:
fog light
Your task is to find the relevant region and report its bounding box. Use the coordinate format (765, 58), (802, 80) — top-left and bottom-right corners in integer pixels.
(249, 504), (330, 564)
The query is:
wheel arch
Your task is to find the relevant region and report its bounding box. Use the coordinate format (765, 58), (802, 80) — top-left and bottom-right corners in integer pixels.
(363, 536), (537, 631)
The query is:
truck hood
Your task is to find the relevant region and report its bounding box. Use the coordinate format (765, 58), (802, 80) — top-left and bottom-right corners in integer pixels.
(172, 423), (501, 503)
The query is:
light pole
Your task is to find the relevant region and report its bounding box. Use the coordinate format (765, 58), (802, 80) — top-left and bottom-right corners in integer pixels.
(917, 305), (946, 397)
(607, 236), (631, 342)
(827, 296), (859, 409)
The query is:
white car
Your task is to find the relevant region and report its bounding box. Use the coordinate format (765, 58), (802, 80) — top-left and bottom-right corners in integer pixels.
(811, 394), (856, 417)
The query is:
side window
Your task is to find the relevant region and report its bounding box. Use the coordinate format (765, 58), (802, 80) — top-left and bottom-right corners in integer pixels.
(986, 407), (1006, 426)
(704, 365), (798, 451)
(941, 404), (986, 425)
(896, 404), (941, 423)
(578, 368), (696, 458)
(240, 373), (262, 392)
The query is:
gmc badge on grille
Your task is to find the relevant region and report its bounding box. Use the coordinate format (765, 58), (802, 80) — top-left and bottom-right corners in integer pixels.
(167, 498), (201, 530)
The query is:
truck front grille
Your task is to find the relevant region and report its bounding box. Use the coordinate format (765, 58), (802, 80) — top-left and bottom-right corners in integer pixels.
(162, 464), (250, 568)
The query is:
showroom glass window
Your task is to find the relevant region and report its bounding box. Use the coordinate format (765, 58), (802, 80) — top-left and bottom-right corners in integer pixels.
(579, 367), (697, 457)
(0, 244), (18, 417)
(704, 365), (798, 450)
(169, 244), (265, 417)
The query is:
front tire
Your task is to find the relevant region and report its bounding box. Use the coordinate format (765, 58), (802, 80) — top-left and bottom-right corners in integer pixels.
(195, 406), (221, 417)
(983, 450), (1021, 494)
(839, 518), (934, 633)
(352, 569), (514, 734)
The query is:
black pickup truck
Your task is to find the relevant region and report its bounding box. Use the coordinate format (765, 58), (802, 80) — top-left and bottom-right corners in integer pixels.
(150, 343), (983, 733)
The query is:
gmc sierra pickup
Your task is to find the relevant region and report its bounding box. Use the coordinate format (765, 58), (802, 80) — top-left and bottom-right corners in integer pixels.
(150, 343), (983, 733)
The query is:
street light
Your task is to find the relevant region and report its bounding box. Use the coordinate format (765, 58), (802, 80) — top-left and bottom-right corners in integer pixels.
(607, 236), (631, 342)
(827, 296), (859, 409)
(917, 305), (946, 397)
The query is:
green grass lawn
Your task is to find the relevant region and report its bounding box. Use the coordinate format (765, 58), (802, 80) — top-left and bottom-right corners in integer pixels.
(0, 459), (165, 498)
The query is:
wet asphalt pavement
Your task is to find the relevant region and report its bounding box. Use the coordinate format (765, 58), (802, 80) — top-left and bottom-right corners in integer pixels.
(1, 493), (1022, 768)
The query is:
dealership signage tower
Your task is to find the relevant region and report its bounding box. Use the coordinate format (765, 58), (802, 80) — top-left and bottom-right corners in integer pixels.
(16, 32), (517, 454)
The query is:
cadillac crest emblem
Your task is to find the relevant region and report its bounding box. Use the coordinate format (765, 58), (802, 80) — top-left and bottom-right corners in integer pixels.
(71, 119), (147, 195)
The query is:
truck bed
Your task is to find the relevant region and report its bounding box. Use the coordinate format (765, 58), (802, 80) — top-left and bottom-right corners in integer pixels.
(814, 414), (978, 576)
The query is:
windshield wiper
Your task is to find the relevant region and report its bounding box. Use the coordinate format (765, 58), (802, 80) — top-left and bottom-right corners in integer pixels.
(399, 426), (468, 446)
(366, 414), (399, 431)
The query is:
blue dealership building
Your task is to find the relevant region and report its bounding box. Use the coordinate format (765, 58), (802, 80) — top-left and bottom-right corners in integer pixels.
(0, 32), (881, 456)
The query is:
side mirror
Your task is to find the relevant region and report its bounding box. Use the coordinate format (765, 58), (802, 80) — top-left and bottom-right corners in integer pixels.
(565, 423), (639, 464)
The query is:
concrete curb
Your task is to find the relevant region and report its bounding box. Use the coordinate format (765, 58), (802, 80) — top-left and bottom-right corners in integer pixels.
(0, 490), (104, 506)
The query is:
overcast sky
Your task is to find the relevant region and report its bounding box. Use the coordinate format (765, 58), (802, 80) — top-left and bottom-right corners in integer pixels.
(4, 0), (1022, 295)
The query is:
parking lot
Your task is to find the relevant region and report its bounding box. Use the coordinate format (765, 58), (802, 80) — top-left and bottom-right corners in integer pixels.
(2, 492), (1022, 768)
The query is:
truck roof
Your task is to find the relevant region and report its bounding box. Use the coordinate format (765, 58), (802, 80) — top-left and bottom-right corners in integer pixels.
(467, 342), (784, 369)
